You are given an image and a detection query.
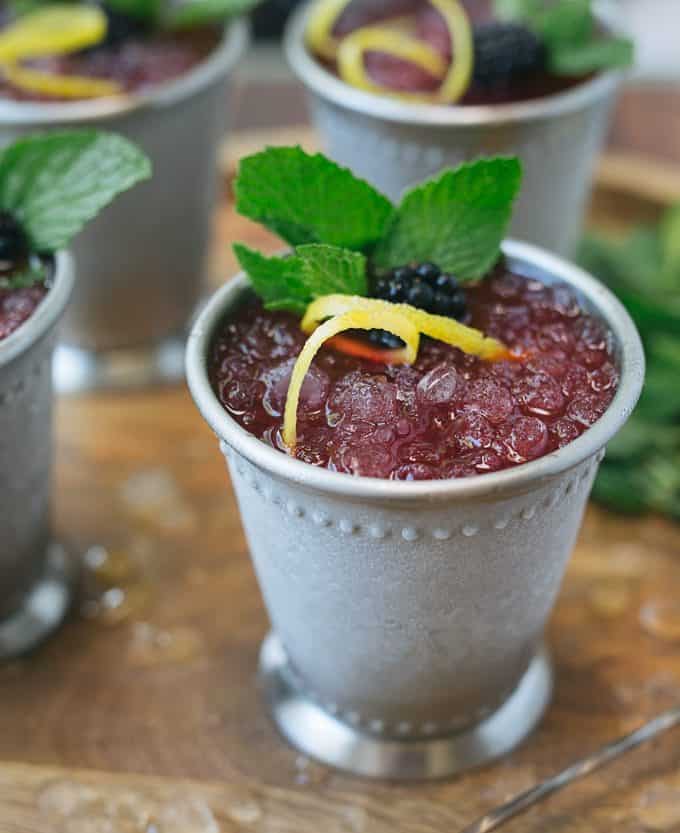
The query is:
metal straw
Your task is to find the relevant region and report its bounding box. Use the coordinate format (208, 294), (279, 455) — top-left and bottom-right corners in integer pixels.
(460, 707), (680, 833)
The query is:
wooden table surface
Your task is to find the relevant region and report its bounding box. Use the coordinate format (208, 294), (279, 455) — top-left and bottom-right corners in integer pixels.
(2, 139), (680, 832)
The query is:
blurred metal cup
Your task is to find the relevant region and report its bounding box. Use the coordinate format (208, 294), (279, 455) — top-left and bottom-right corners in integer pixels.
(0, 253), (75, 659)
(285, 2), (621, 257)
(0, 21), (249, 392)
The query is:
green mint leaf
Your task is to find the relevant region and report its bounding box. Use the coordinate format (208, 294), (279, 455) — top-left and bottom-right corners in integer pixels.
(534, 0), (593, 47)
(0, 130), (151, 253)
(296, 244), (367, 297)
(167, 0), (257, 28)
(373, 157), (522, 281)
(235, 146), (394, 252)
(234, 242), (367, 313)
(550, 36), (634, 75)
(233, 244), (308, 315)
(0, 263), (45, 291)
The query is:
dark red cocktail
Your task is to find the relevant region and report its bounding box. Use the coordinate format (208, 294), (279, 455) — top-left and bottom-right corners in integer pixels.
(0, 22), (219, 102)
(209, 263), (618, 480)
(0, 284), (47, 341)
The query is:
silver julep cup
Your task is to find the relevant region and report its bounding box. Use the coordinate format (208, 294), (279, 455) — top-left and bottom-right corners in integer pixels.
(187, 241), (644, 779)
(0, 22), (249, 392)
(285, 2), (621, 258)
(0, 253), (75, 659)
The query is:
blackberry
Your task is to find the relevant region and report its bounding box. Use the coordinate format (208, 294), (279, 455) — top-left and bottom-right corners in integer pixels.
(369, 262), (468, 349)
(473, 22), (547, 89)
(0, 211), (29, 266)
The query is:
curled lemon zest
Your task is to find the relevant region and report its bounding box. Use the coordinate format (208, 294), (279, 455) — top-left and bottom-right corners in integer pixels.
(428, 0), (474, 103)
(2, 63), (123, 98)
(302, 294), (510, 361)
(0, 6), (107, 62)
(327, 0), (473, 105)
(305, 0), (352, 62)
(337, 26), (447, 97)
(283, 305), (420, 449)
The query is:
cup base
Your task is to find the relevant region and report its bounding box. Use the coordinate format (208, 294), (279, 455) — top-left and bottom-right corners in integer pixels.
(54, 337), (186, 394)
(259, 632), (553, 780)
(0, 543), (76, 660)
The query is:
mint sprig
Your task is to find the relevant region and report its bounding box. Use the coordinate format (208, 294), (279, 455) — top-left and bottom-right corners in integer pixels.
(235, 146), (394, 251)
(373, 157), (522, 280)
(495, 0), (634, 75)
(0, 131), (151, 253)
(233, 147), (522, 311)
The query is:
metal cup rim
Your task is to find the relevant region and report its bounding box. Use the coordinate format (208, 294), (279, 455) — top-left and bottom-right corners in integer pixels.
(0, 19), (250, 126)
(283, 0), (623, 127)
(186, 240), (645, 503)
(0, 251), (75, 369)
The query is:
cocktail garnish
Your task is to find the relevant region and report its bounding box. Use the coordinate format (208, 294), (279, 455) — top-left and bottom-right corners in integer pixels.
(0, 5), (124, 98)
(0, 6), (107, 62)
(305, 0), (351, 61)
(283, 303), (420, 448)
(0, 130), (151, 290)
(310, 0), (474, 104)
(302, 294), (509, 360)
(2, 63), (122, 98)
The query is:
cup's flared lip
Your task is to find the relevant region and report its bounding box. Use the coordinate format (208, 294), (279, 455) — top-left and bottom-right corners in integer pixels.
(186, 240), (645, 503)
(284, 1), (622, 128)
(0, 19), (249, 126)
(0, 251), (75, 369)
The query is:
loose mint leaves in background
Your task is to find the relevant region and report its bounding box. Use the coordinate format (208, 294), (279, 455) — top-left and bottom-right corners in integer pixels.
(0, 130), (151, 254)
(374, 157), (522, 281)
(579, 203), (680, 520)
(235, 146), (394, 251)
(234, 242), (367, 314)
(495, 0), (634, 75)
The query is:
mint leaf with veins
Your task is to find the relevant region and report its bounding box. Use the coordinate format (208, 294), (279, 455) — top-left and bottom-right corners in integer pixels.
(235, 146), (394, 252)
(373, 157), (522, 281)
(0, 131), (151, 253)
(234, 245), (309, 315)
(234, 242), (367, 314)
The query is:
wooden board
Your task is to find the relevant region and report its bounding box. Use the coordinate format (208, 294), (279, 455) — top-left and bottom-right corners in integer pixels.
(1, 145), (680, 832)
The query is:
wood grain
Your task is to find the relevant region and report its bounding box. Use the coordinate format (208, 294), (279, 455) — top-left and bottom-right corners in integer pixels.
(0, 151), (680, 831)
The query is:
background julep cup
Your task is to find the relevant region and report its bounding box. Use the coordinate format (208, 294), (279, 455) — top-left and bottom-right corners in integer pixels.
(285, 2), (621, 258)
(0, 253), (75, 659)
(186, 241), (644, 779)
(0, 21), (249, 392)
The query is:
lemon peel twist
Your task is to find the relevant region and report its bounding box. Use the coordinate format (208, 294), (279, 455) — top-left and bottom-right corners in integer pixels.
(283, 304), (420, 449)
(0, 6), (124, 99)
(283, 294), (511, 449)
(3, 64), (122, 99)
(305, 0), (352, 61)
(309, 0), (473, 104)
(0, 6), (108, 61)
(337, 26), (448, 99)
